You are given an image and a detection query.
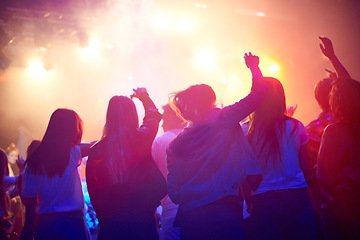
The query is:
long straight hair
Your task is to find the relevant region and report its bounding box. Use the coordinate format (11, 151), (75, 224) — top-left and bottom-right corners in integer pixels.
(247, 77), (292, 165)
(102, 96), (139, 183)
(27, 109), (83, 177)
(0, 149), (9, 218)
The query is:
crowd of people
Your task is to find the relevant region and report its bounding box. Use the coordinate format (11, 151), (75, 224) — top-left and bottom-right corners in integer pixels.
(0, 37), (359, 240)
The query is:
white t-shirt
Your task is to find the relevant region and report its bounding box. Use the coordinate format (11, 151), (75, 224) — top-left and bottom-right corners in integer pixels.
(152, 129), (182, 221)
(22, 145), (84, 214)
(253, 119), (309, 195)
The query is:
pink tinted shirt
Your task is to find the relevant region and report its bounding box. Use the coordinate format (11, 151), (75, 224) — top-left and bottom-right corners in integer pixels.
(21, 145), (84, 214)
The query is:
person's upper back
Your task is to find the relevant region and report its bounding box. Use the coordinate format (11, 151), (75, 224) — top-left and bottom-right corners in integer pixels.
(318, 122), (360, 194)
(252, 118), (309, 194)
(86, 138), (167, 220)
(21, 145), (84, 214)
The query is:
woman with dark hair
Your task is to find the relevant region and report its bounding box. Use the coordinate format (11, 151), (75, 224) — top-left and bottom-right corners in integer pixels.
(21, 108), (93, 240)
(317, 78), (360, 240)
(167, 53), (267, 240)
(86, 88), (167, 240)
(247, 77), (316, 240)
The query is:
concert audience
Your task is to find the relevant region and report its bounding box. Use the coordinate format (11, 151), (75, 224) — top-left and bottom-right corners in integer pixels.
(166, 52), (267, 240)
(86, 88), (166, 240)
(1, 36), (355, 240)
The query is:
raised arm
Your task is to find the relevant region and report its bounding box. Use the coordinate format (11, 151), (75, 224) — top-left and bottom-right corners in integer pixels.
(245, 52), (263, 80)
(132, 87), (162, 142)
(319, 37), (351, 79)
(221, 52), (268, 125)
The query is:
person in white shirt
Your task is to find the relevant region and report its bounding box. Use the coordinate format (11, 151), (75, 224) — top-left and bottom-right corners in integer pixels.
(152, 104), (187, 240)
(21, 108), (93, 240)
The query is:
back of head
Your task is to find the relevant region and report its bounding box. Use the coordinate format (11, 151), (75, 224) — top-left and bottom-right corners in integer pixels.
(330, 78), (360, 130)
(27, 108), (83, 177)
(252, 77), (286, 121)
(171, 84), (216, 123)
(248, 77), (287, 165)
(40, 109), (83, 149)
(103, 96), (139, 139)
(162, 104), (187, 132)
(315, 78), (333, 112)
(26, 140), (41, 159)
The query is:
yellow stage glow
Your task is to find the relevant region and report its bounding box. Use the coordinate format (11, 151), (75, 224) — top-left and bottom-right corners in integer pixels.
(271, 64), (280, 72)
(27, 59), (47, 77)
(81, 37), (100, 58)
(194, 48), (217, 70)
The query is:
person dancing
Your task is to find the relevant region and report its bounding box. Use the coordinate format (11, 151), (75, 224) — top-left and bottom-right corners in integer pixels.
(167, 53), (267, 240)
(86, 88), (167, 240)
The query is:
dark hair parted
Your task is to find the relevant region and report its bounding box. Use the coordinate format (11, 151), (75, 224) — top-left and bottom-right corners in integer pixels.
(27, 109), (83, 177)
(170, 84), (216, 123)
(247, 77), (296, 165)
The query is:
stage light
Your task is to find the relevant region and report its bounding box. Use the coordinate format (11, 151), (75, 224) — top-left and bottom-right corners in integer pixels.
(221, 77), (227, 85)
(194, 48), (217, 70)
(271, 64), (279, 72)
(81, 37), (99, 58)
(27, 59), (47, 78)
(257, 12), (265, 17)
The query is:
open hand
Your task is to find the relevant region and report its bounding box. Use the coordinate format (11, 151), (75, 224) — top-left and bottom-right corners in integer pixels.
(130, 87), (147, 99)
(319, 37), (335, 58)
(244, 52), (259, 68)
(17, 155), (26, 172)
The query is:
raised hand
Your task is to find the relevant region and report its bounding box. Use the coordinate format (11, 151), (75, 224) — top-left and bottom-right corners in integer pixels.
(17, 155), (26, 172)
(319, 37), (335, 58)
(244, 52), (259, 69)
(286, 104), (297, 117)
(130, 87), (147, 99)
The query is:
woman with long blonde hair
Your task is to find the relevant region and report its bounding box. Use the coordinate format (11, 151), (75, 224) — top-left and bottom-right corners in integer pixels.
(86, 88), (166, 240)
